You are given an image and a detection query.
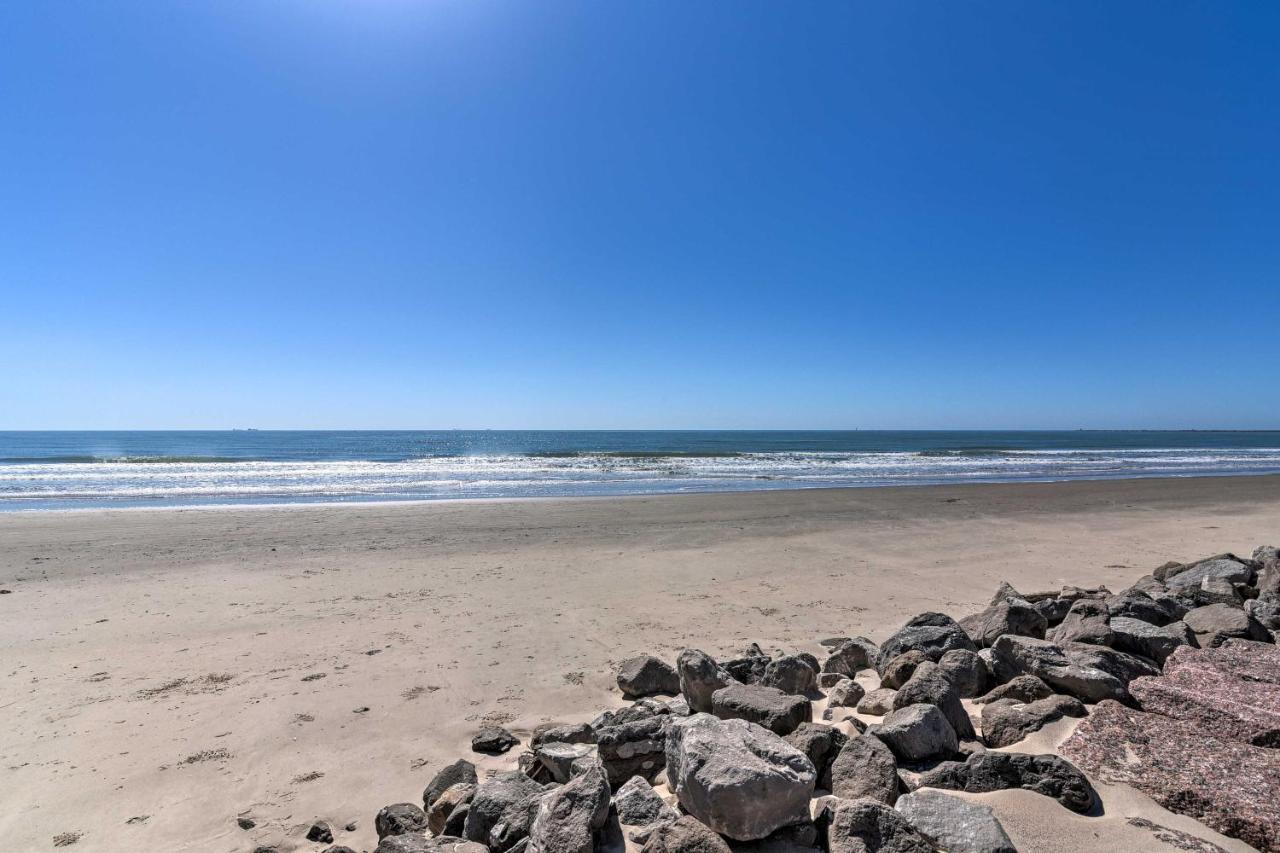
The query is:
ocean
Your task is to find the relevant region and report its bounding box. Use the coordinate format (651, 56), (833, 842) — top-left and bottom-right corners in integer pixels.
(1, 430), (1278, 511)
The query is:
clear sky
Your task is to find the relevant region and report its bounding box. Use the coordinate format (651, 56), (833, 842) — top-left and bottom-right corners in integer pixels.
(2, 2), (1277, 430)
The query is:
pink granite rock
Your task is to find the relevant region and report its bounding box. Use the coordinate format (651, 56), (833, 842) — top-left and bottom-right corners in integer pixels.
(1163, 639), (1280, 685)
(1129, 664), (1280, 747)
(1061, 701), (1280, 851)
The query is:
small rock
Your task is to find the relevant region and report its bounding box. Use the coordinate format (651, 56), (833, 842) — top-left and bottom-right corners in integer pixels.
(876, 613), (977, 673)
(472, 726), (519, 755)
(614, 775), (678, 825)
(824, 797), (935, 853)
(427, 783), (476, 835)
(236, 817), (255, 830)
(784, 722), (848, 789)
(856, 688), (897, 716)
(870, 703), (958, 763)
(826, 678), (865, 708)
(640, 815), (732, 852)
(531, 722), (596, 748)
(307, 821), (334, 843)
(376, 803), (428, 839)
(760, 654), (819, 696)
(828, 732), (899, 804)
(822, 637), (878, 677)
(677, 649), (737, 713)
(980, 695), (1086, 748)
(618, 655), (682, 698)
(894, 789), (1016, 853)
(879, 651), (928, 690)
(424, 759), (478, 809)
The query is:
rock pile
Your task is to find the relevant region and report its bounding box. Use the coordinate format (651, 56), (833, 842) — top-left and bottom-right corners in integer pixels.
(294, 546), (1278, 853)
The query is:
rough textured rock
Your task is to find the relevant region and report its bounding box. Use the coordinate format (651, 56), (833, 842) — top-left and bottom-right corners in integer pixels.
(990, 634), (1128, 703)
(307, 821), (334, 843)
(856, 688), (897, 716)
(827, 678), (865, 708)
(1165, 558), (1253, 592)
(1247, 597), (1280, 634)
(879, 651), (928, 690)
(427, 783), (476, 836)
(711, 683), (810, 736)
(876, 613), (978, 673)
(725, 652), (772, 685)
(974, 674), (1052, 705)
(1062, 641), (1160, 688)
(1062, 699), (1280, 850)
(915, 751), (1095, 814)
(894, 789), (1016, 853)
(424, 760), (478, 809)
(1178, 638), (1280, 683)
(1183, 603), (1268, 646)
(374, 836), (489, 853)
(1048, 598), (1113, 646)
(376, 803), (428, 839)
(1129, 647), (1280, 746)
(959, 599), (1048, 648)
(526, 757), (610, 853)
(871, 703), (958, 763)
(678, 649), (736, 713)
(1105, 589), (1177, 625)
(472, 725), (519, 755)
(784, 723), (847, 789)
(533, 741), (596, 783)
(1124, 818), (1231, 853)
(1033, 597), (1073, 627)
(531, 722), (596, 748)
(614, 775), (677, 826)
(937, 649), (986, 698)
(462, 770), (545, 851)
(619, 655), (682, 698)
(760, 655), (819, 696)
(824, 798), (935, 853)
(595, 714), (669, 787)
(665, 713), (816, 841)
(980, 694), (1086, 748)
(892, 660), (976, 741)
(730, 823), (821, 853)
(828, 733), (899, 804)
(639, 815), (733, 853)
(1108, 617), (1195, 665)
(822, 637), (878, 677)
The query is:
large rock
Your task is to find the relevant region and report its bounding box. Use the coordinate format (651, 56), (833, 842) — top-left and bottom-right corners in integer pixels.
(1106, 590), (1182, 626)
(595, 714), (669, 787)
(532, 741), (596, 783)
(619, 655), (682, 698)
(891, 661), (976, 741)
(828, 733), (899, 804)
(1062, 700), (1280, 850)
(1183, 604), (1268, 646)
(894, 789), (1016, 853)
(959, 599), (1048, 648)
(827, 678), (866, 709)
(471, 726), (519, 755)
(678, 649), (736, 713)
(1108, 617), (1195, 665)
(760, 655), (819, 696)
(990, 635), (1128, 703)
(980, 694), (1086, 748)
(870, 703), (958, 763)
(1130, 647), (1280, 747)
(639, 815), (733, 853)
(879, 651), (928, 690)
(937, 649), (987, 698)
(614, 775), (677, 826)
(914, 751), (1095, 814)
(1165, 558), (1253, 592)
(424, 759), (478, 809)
(974, 674), (1052, 705)
(1168, 638), (1280, 684)
(526, 756), (610, 853)
(376, 803), (428, 839)
(822, 637), (878, 677)
(1062, 641), (1160, 687)
(784, 723), (847, 790)
(427, 783), (476, 836)
(876, 613), (978, 674)
(823, 798), (935, 853)
(711, 683), (810, 736)
(1048, 599), (1112, 646)
(665, 713), (816, 841)
(462, 770), (546, 851)
(856, 688), (897, 716)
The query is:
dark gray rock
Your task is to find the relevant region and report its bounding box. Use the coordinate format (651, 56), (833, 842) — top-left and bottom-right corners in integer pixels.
(376, 803), (428, 839)
(1063, 641), (1161, 687)
(1106, 590), (1180, 626)
(427, 783), (476, 836)
(1184, 603), (1269, 646)
(1109, 617), (1196, 665)
(678, 649), (737, 713)
(991, 635), (1128, 703)
(711, 683), (811, 736)
(1048, 599), (1112, 646)
(784, 723), (847, 790)
(526, 756), (610, 853)
(724, 655), (771, 685)
(729, 823), (821, 852)
(462, 770), (546, 851)
(827, 678), (866, 708)
(760, 654), (818, 696)
(880, 651), (928, 690)
(1165, 558), (1253, 592)
(876, 613), (978, 673)
(531, 722), (596, 748)
(472, 726), (519, 755)
(614, 775), (677, 825)
(374, 835), (489, 853)
(307, 821), (334, 843)
(828, 733), (899, 804)
(937, 649), (986, 698)
(980, 695), (1086, 748)
(619, 655), (682, 698)
(596, 714), (669, 787)
(857, 687), (897, 716)
(1033, 597), (1072, 627)
(892, 661), (976, 741)
(822, 637), (878, 677)
(640, 815), (733, 853)
(1246, 597), (1280, 633)
(870, 703), (958, 763)
(959, 600), (1048, 648)
(824, 798), (935, 853)
(973, 674), (1052, 705)
(894, 789), (1015, 853)
(665, 713), (816, 841)
(914, 751), (1095, 813)
(425, 759), (478, 809)
(532, 741), (596, 783)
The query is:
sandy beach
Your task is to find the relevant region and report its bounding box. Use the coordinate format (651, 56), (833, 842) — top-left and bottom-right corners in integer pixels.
(3, 475), (1278, 852)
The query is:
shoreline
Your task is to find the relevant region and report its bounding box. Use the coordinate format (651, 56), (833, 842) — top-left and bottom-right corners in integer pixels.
(4, 470), (1280, 516)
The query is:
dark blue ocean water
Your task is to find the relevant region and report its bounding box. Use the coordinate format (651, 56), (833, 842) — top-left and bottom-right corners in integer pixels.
(1, 430), (1278, 511)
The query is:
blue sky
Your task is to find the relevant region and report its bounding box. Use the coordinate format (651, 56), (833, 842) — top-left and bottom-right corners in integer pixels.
(1, 2), (1277, 429)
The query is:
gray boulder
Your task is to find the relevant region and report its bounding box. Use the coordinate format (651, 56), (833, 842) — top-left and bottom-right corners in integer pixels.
(614, 775), (677, 826)
(640, 815), (732, 853)
(880, 651), (928, 690)
(462, 770), (546, 851)
(532, 741), (596, 783)
(822, 637), (879, 677)
(526, 756), (610, 853)
(596, 714), (669, 787)
(374, 835), (489, 853)
(1108, 617), (1196, 664)
(424, 759), (478, 809)
(376, 803), (428, 839)
(1165, 558), (1253, 592)
(1048, 599), (1112, 646)
(857, 688), (897, 716)
(914, 751), (1095, 813)
(959, 599), (1048, 648)
(1246, 597), (1280, 633)
(531, 722), (596, 748)
(974, 674), (1052, 705)
(828, 733), (899, 804)
(761, 654), (819, 696)
(472, 726), (519, 755)
(894, 789), (1015, 853)
(785, 723), (848, 789)
(827, 678), (866, 708)
(678, 649), (736, 713)
(824, 798), (936, 853)
(427, 783), (476, 836)
(619, 655), (682, 698)
(876, 613), (977, 673)
(991, 635), (1128, 703)
(711, 683), (810, 736)
(1063, 642), (1161, 687)
(1183, 603), (1269, 646)
(937, 649), (987, 698)
(665, 713), (816, 841)
(871, 703), (958, 763)
(892, 661), (976, 741)
(980, 695), (1086, 748)
(1106, 590), (1181, 626)
(1033, 597), (1072, 627)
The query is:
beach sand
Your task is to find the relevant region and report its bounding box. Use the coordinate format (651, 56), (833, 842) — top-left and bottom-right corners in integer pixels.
(2, 476), (1277, 852)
